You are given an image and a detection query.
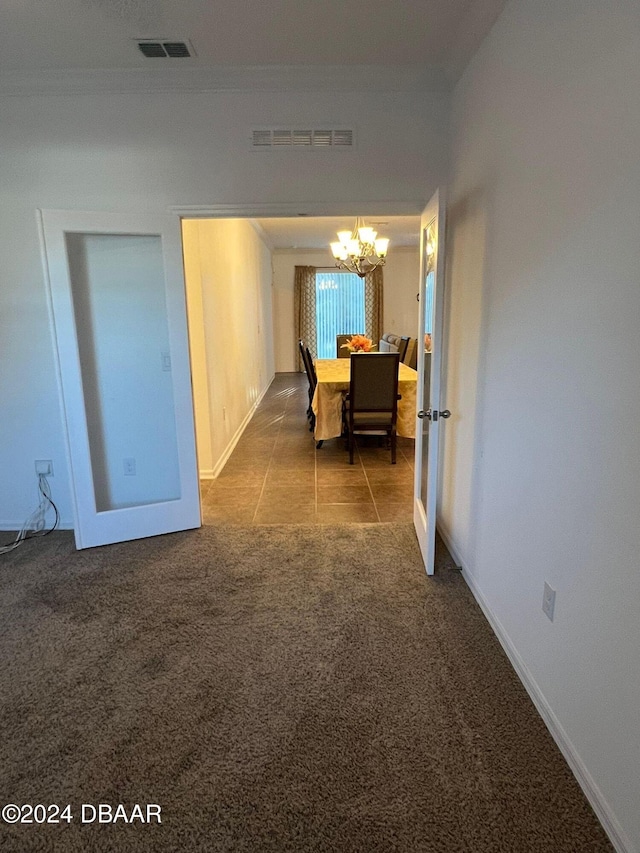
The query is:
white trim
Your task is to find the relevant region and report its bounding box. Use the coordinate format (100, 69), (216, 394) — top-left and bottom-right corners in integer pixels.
(436, 515), (464, 568)
(0, 66), (450, 98)
(0, 519), (73, 532)
(248, 219), (274, 251)
(436, 518), (636, 853)
(173, 201), (424, 219)
(413, 496), (429, 569)
(37, 210), (84, 539)
(201, 375), (275, 480)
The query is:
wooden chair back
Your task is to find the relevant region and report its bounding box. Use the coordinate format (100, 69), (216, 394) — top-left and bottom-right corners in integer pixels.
(346, 352), (401, 463)
(299, 339), (317, 431)
(336, 334), (355, 358)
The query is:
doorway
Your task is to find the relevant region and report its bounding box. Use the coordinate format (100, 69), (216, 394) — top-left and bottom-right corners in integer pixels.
(180, 213), (422, 525)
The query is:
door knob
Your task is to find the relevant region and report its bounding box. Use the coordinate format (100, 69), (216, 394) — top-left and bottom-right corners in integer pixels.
(417, 408), (451, 422)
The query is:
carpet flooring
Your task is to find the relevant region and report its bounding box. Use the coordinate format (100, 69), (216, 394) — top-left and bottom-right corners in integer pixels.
(0, 524), (612, 852)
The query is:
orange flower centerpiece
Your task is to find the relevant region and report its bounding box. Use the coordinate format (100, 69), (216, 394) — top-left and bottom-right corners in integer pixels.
(341, 334), (375, 353)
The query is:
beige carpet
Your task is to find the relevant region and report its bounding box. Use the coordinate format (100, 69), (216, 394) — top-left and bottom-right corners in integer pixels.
(0, 525), (612, 852)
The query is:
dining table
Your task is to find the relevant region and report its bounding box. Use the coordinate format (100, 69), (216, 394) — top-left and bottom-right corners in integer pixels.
(311, 357), (418, 442)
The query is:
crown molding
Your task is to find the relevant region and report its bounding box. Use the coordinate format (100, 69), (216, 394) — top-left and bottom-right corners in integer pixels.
(248, 219), (274, 251)
(170, 202), (424, 218)
(0, 65), (451, 97)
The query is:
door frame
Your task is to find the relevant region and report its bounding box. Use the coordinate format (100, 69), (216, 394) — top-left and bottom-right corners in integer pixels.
(169, 202), (422, 219)
(174, 201), (446, 548)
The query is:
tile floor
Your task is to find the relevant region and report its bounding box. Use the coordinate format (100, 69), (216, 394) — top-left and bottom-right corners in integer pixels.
(200, 372), (415, 525)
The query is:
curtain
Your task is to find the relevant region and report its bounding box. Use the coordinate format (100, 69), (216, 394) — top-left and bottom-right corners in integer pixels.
(294, 265), (317, 370)
(364, 267), (384, 346)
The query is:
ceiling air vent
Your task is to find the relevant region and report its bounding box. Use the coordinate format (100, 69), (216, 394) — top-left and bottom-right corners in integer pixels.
(292, 130), (313, 146)
(163, 42), (191, 58)
(252, 130), (272, 148)
(332, 129), (354, 147)
(273, 129), (293, 146)
(137, 40), (194, 58)
(251, 128), (355, 150)
(312, 130), (333, 147)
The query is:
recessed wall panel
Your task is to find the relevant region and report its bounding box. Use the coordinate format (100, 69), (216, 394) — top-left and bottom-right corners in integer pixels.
(65, 232), (181, 511)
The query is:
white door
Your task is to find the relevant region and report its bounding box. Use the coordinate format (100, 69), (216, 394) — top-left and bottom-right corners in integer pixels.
(413, 190), (448, 574)
(40, 210), (201, 549)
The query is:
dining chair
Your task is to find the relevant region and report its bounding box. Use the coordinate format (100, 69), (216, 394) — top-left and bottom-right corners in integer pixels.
(402, 337), (417, 369)
(344, 352), (401, 464)
(336, 334), (355, 357)
(304, 345), (323, 445)
(298, 339), (316, 431)
(305, 346), (317, 388)
(398, 336), (410, 362)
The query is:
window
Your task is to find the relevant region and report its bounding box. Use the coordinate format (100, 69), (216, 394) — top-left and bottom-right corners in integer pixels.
(424, 270), (434, 335)
(294, 264), (382, 363)
(315, 271), (365, 359)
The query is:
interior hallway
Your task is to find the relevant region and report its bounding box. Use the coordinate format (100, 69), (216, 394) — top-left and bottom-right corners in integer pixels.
(200, 372), (415, 525)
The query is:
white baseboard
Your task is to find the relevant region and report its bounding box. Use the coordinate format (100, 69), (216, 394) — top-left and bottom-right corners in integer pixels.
(0, 520), (73, 531)
(436, 514), (464, 567)
(203, 375), (274, 480)
(436, 519), (636, 853)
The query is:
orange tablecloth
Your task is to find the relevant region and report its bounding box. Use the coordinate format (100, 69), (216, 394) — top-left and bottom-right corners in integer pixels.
(312, 358), (418, 441)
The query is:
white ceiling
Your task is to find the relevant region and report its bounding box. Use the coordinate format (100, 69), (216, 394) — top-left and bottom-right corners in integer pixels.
(255, 215), (421, 251)
(1, 0), (508, 81)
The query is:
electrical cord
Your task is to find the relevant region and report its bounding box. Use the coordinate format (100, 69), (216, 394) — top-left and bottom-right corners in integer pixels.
(0, 474), (60, 555)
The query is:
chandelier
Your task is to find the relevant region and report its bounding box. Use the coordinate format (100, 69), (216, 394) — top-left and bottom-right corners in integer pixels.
(330, 217), (389, 278)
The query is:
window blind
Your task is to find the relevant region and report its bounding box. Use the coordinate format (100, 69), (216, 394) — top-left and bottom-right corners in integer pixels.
(315, 272), (366, 359)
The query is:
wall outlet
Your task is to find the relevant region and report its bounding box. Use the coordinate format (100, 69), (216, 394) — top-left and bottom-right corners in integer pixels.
(123, 458), (136, 476)
(35, 459), (53, 476)
(542, 581), (556, 621)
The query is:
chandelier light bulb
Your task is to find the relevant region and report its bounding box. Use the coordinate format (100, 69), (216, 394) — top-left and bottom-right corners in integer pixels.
(357, 226), (376, 244)
(330, 241), (348, 260)
(374, 238), (389, 257)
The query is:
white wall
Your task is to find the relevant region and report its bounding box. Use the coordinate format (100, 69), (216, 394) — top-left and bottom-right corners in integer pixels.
(442, 2), (640, 850)
(0, 85), (448, 527)
(382, 248), (422, 345)
(182, 218), (274, 477)
(272, 247), (420, 372)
